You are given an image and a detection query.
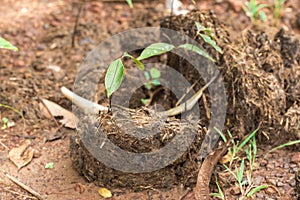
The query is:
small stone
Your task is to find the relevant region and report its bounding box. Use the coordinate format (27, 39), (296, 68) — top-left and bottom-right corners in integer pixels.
(46, 65), (65, 80)
(276, 171), (286, 178)
(289, 179), (296, 187)
(266, 178), (276, 185)
(283, 163), (289, 169)
(276, 181), (284, 187)
(265, 187), (275, 195)
(14, 60), (25, 67)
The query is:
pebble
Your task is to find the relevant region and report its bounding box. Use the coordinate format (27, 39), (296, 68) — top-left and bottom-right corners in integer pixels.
(283, 163), (289, 169)
(266, 178), (276, 185)
(265, 187), (275, 195)
(46, 65), (65, 80)
(289, 179), (296, 187)
(276, 181), (284, 187)
(275, 172), (284, 178)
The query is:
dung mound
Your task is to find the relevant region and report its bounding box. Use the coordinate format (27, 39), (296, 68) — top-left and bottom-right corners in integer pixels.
(70, 10), (300, 191)
(161, 10), (300, 143)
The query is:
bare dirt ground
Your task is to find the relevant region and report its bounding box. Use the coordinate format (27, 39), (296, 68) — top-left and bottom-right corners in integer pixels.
(0, 0), (299, 200)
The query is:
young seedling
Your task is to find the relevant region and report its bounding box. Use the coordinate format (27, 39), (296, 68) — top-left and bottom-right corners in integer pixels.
(243, 0), (268, 23)
(0, 103), (25, 130)
(210, 175), (225, 200)
(195, 22), (223, 54)
(215, 128), (269, 198)
(273, 0), (287, 21)
(215, 128), (258, 166)
(62, 41), (217, 117)
(1, 117), (9, 130)
(143, 67), (161, 90)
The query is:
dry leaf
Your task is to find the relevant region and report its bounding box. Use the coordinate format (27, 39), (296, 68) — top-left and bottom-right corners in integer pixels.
(220, 152), (232, 164)
(39, 99), (79, 129)
(98, 187), (112, 198)
(9, 139), (34, 170)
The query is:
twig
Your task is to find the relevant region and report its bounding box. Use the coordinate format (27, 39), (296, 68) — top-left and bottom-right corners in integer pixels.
(2, 169), (46, 200)
(0, 140), (9, 150)
(145, 87), (164, 107)
(71, 2), (83, 48)
(175, 81), (197, 106)
(3, 187), (37, 199)
(201, 93), (211, 120)
(194, 140), (230, 200)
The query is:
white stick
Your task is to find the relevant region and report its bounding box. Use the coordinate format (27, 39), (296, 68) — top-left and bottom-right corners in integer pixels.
(61, 75), (217, 116)
(61, 86), (109, 114)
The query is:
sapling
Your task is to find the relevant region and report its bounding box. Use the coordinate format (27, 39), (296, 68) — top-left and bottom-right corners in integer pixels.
(62, 41), (217, 116)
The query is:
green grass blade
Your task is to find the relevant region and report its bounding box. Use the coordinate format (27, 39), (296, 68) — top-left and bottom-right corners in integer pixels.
(269, 140), (300, 153)
(247, 185), (269, 197)
(126, 0), (133, 8)
(214, 127), (227, 142)
(237, 129), (258, 152)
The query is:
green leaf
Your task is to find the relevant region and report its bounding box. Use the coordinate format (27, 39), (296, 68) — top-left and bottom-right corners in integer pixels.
(149, 68), (161, 79)
(247, 185), (269, 197)
(259, 11), (267, 21)
(0, 37), (18, 51)
(45, 162), (54, 169)
(123, 52), (144, 70)
(199, 33), (223, 54)
(144, 83), (152, 90)
(144, 71), (151, 80)
(178, 43), (215, 62)
(137, 43), (174, 61)
(195, 22), (212, 36)
(126, 0), (133, 8)
(141, 98), (150, 105)
(151, 79), (160, 86)
(195, 22), (206, 32)
(2, 117), (8, 124)
(105, 59), (124, 97)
